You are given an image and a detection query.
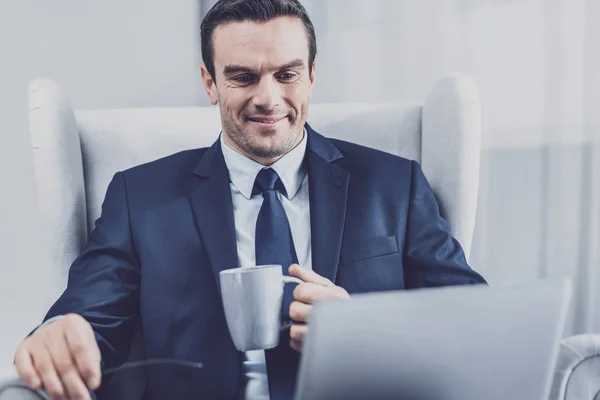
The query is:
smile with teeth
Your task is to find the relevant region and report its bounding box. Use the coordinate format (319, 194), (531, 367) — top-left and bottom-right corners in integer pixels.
(247, 116), (286, 124)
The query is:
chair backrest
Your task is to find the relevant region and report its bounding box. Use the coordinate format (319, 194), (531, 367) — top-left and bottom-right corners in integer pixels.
(28, 74), (481, 295)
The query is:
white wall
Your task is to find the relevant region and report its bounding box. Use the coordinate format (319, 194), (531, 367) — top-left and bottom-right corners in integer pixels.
(0, 0), (205, 364)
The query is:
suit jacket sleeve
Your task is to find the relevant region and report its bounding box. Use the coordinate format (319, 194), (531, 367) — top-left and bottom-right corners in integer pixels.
(403, 161), (487, 288)
(43, 172), (141, 369)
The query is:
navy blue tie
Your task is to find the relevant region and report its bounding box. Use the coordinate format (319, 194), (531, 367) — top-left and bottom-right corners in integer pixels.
(253, 168), (300, 400)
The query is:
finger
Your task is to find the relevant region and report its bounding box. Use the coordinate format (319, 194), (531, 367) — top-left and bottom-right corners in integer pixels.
(288, 264), (333, 286)
(30, 343), (66, 399)
(290, 338), (303, 352)
(293, 282), (347, 304)
(290, 324), (308, 343)
(60, 369), (92, 400)
(289, 301), (312, 323)
(64, 321), (101, 389)
(14, 346), (42, 389)
(44, 333), (91, 400)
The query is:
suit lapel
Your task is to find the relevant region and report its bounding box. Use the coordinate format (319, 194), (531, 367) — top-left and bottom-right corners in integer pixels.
(188, 128), (349, 290)
(306, 126), (349, 283)
(190, 139), (239, 295)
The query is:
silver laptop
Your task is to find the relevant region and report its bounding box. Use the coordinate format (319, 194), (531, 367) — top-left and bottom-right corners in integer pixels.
(295, 280), (571, 400)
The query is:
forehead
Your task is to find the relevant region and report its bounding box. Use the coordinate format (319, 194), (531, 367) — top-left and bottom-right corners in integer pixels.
(212, 17), (309, 70)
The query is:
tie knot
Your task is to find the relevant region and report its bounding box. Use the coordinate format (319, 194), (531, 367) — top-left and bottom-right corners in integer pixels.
(252, 168), (287, 197)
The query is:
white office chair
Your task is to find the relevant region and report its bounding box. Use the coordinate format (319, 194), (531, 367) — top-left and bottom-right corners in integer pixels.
(1, 73), (483, 398)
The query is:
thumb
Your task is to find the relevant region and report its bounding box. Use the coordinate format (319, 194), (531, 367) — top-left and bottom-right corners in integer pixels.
(288, 264), (333, 286)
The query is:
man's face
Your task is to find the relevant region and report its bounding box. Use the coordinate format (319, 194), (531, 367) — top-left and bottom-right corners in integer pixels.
(201, 17), (316, 164)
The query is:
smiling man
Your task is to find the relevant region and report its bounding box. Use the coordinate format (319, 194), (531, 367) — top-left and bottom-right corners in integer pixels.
(14, 1), (486, 399)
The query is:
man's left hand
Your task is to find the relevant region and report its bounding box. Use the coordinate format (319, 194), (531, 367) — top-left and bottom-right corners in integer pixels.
(288, 264), (350, 352)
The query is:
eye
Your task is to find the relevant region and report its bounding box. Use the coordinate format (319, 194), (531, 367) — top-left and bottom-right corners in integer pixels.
(233, 75), (255, 83)
(277, 73), (297, 81)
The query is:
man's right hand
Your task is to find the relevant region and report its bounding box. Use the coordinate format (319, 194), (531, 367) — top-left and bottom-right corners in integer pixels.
(14, 313), (102, 400)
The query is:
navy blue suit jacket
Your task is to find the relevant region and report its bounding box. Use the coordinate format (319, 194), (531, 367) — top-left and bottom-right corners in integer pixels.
(44, 125), (485, 399)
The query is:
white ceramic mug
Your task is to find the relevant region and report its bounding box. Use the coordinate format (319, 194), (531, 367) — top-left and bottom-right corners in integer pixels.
(220, 264), (303, 351)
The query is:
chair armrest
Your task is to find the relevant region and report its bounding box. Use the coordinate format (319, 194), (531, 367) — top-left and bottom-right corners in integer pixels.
(0, 367), (49, 399)
(550, 334), (600, 400)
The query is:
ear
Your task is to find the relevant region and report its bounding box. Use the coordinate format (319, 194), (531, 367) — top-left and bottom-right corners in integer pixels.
(200, 64), (219, 105)
(308, 60), (317, 99)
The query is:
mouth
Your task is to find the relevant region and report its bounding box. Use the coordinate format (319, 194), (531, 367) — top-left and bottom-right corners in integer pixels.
(246, 115), (287, 128)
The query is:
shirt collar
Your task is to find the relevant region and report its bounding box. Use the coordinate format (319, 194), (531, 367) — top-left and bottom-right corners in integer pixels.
(220, 128), (308, 200)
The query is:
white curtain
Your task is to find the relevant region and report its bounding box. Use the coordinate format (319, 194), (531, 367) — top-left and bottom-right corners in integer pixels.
(201, 0), (600, 336)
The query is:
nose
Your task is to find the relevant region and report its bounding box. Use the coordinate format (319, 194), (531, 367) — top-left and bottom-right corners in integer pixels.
(251, 77), (281, 110)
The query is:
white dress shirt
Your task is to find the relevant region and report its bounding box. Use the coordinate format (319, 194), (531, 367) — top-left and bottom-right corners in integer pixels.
(220, 129), (312, 400)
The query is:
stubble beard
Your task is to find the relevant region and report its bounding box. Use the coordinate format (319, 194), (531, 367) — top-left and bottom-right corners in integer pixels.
(222, 115), (304, 160)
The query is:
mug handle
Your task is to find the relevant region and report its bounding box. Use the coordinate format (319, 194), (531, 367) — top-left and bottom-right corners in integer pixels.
(283, 276), (303, 286)
(280, 276), (304, 330)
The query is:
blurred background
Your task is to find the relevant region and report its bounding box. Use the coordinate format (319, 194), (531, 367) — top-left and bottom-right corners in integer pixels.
(0, 0), (599, 364)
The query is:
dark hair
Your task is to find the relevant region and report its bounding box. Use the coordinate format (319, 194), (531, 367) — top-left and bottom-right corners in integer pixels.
(201, 0), (317, 80)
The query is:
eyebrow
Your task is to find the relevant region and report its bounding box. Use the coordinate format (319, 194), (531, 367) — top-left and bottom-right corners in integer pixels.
(222, 58), (305, 75)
